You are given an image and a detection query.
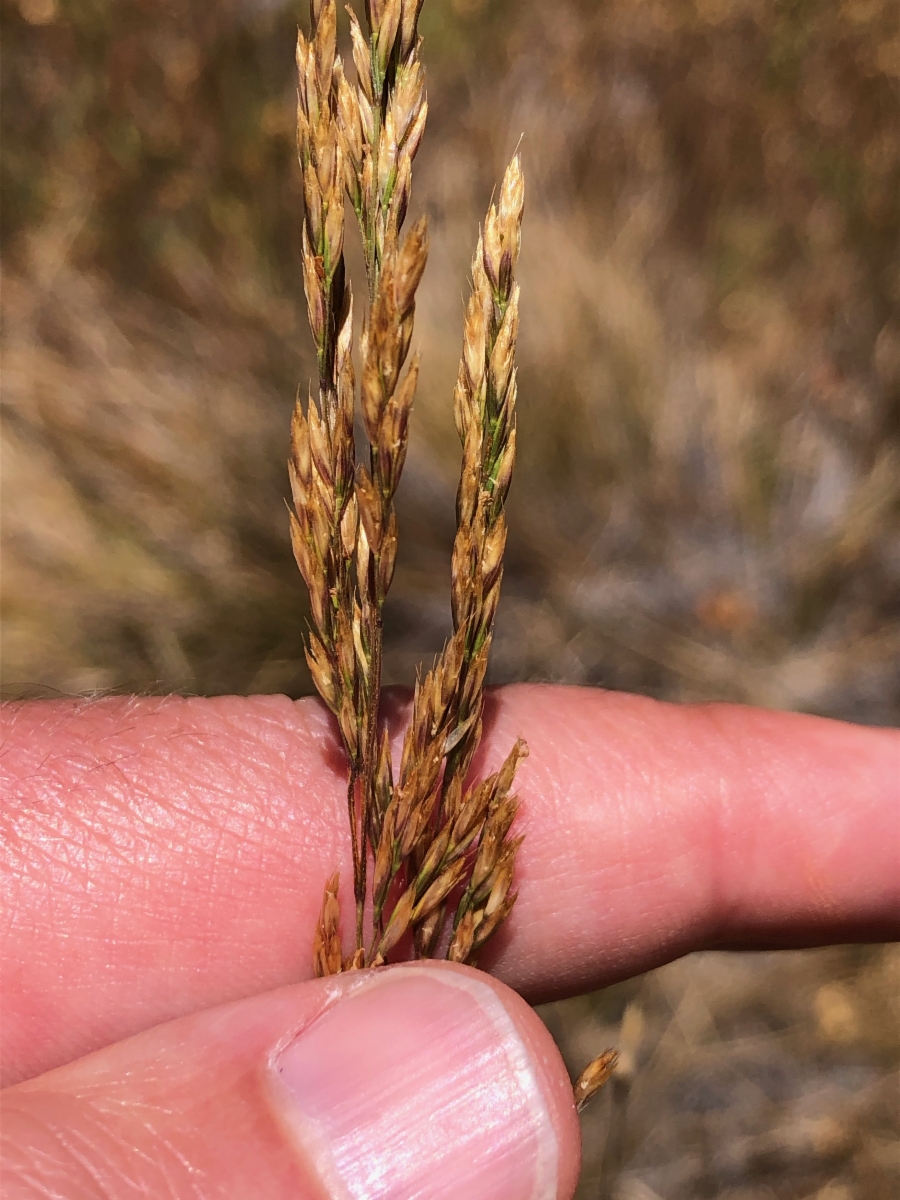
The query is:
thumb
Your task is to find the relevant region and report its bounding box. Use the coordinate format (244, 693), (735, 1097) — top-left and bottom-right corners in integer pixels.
(2, 961), (581, 1199)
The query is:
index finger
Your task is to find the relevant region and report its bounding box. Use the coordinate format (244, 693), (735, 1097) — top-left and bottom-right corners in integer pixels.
(2, 685), (897, 1085)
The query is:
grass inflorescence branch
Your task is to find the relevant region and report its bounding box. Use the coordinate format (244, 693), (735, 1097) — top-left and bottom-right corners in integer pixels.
(291, 0), (525, 974)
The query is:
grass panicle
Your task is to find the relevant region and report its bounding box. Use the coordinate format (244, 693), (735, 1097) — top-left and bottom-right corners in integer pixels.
(289, 0), (526, 974)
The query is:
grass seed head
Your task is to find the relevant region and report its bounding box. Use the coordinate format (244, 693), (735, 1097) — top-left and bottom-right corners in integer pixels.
(291, 6), (525, 972)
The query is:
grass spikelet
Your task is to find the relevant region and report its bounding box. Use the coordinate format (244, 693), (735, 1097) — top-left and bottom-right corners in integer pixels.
(573, 1049), (620, 1113)
(312, 870), (344, 977)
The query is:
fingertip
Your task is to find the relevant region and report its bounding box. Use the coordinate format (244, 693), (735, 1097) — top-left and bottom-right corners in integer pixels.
(270, 961), (582, 1200)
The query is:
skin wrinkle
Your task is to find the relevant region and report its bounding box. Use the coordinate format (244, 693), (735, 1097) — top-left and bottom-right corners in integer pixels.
(45, 700), (331, 945)
(11, 729), (323, 897)
(93, 1107), (204, 1199)
(60, 802), (157, 883)
(7, 805), (150, 911)
(56, 1120), (140, 1197)
(672, 705), (801, 940)
(2, 1117), (69, 1196)
(13, 1106), (126, 1198)
(549, 719), (709, 955)
(8, 1093), (208, 1200)
(16, 849), (285, 998)
(513, 763), (701, 996)
(715, 723), (893, 947)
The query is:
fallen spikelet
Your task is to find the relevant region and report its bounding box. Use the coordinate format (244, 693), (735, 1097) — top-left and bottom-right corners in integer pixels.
(573, 1049), (620, 1113)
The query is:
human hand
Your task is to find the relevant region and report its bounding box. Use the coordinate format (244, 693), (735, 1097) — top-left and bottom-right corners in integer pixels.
(2, 686), (897, 1198)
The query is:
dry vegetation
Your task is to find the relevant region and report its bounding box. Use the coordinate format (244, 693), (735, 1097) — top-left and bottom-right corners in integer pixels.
(2, 0), (897, 1196)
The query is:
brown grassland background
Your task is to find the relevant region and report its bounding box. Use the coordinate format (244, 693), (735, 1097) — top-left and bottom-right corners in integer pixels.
(2, 1), (898, 1196)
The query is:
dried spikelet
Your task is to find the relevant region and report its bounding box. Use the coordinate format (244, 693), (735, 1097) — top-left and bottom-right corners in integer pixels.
(312, 871), (343, 977)
(377, 882), (416, 958)
(573, 1049), (620, 1113)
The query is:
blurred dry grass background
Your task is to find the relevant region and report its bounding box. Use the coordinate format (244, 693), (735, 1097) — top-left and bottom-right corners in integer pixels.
(1, 0), (898, 1195)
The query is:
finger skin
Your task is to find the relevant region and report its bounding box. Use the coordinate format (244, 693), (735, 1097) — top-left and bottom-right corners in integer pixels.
(2, 686), (898, 1085)
(1, 963), (580, 1200)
